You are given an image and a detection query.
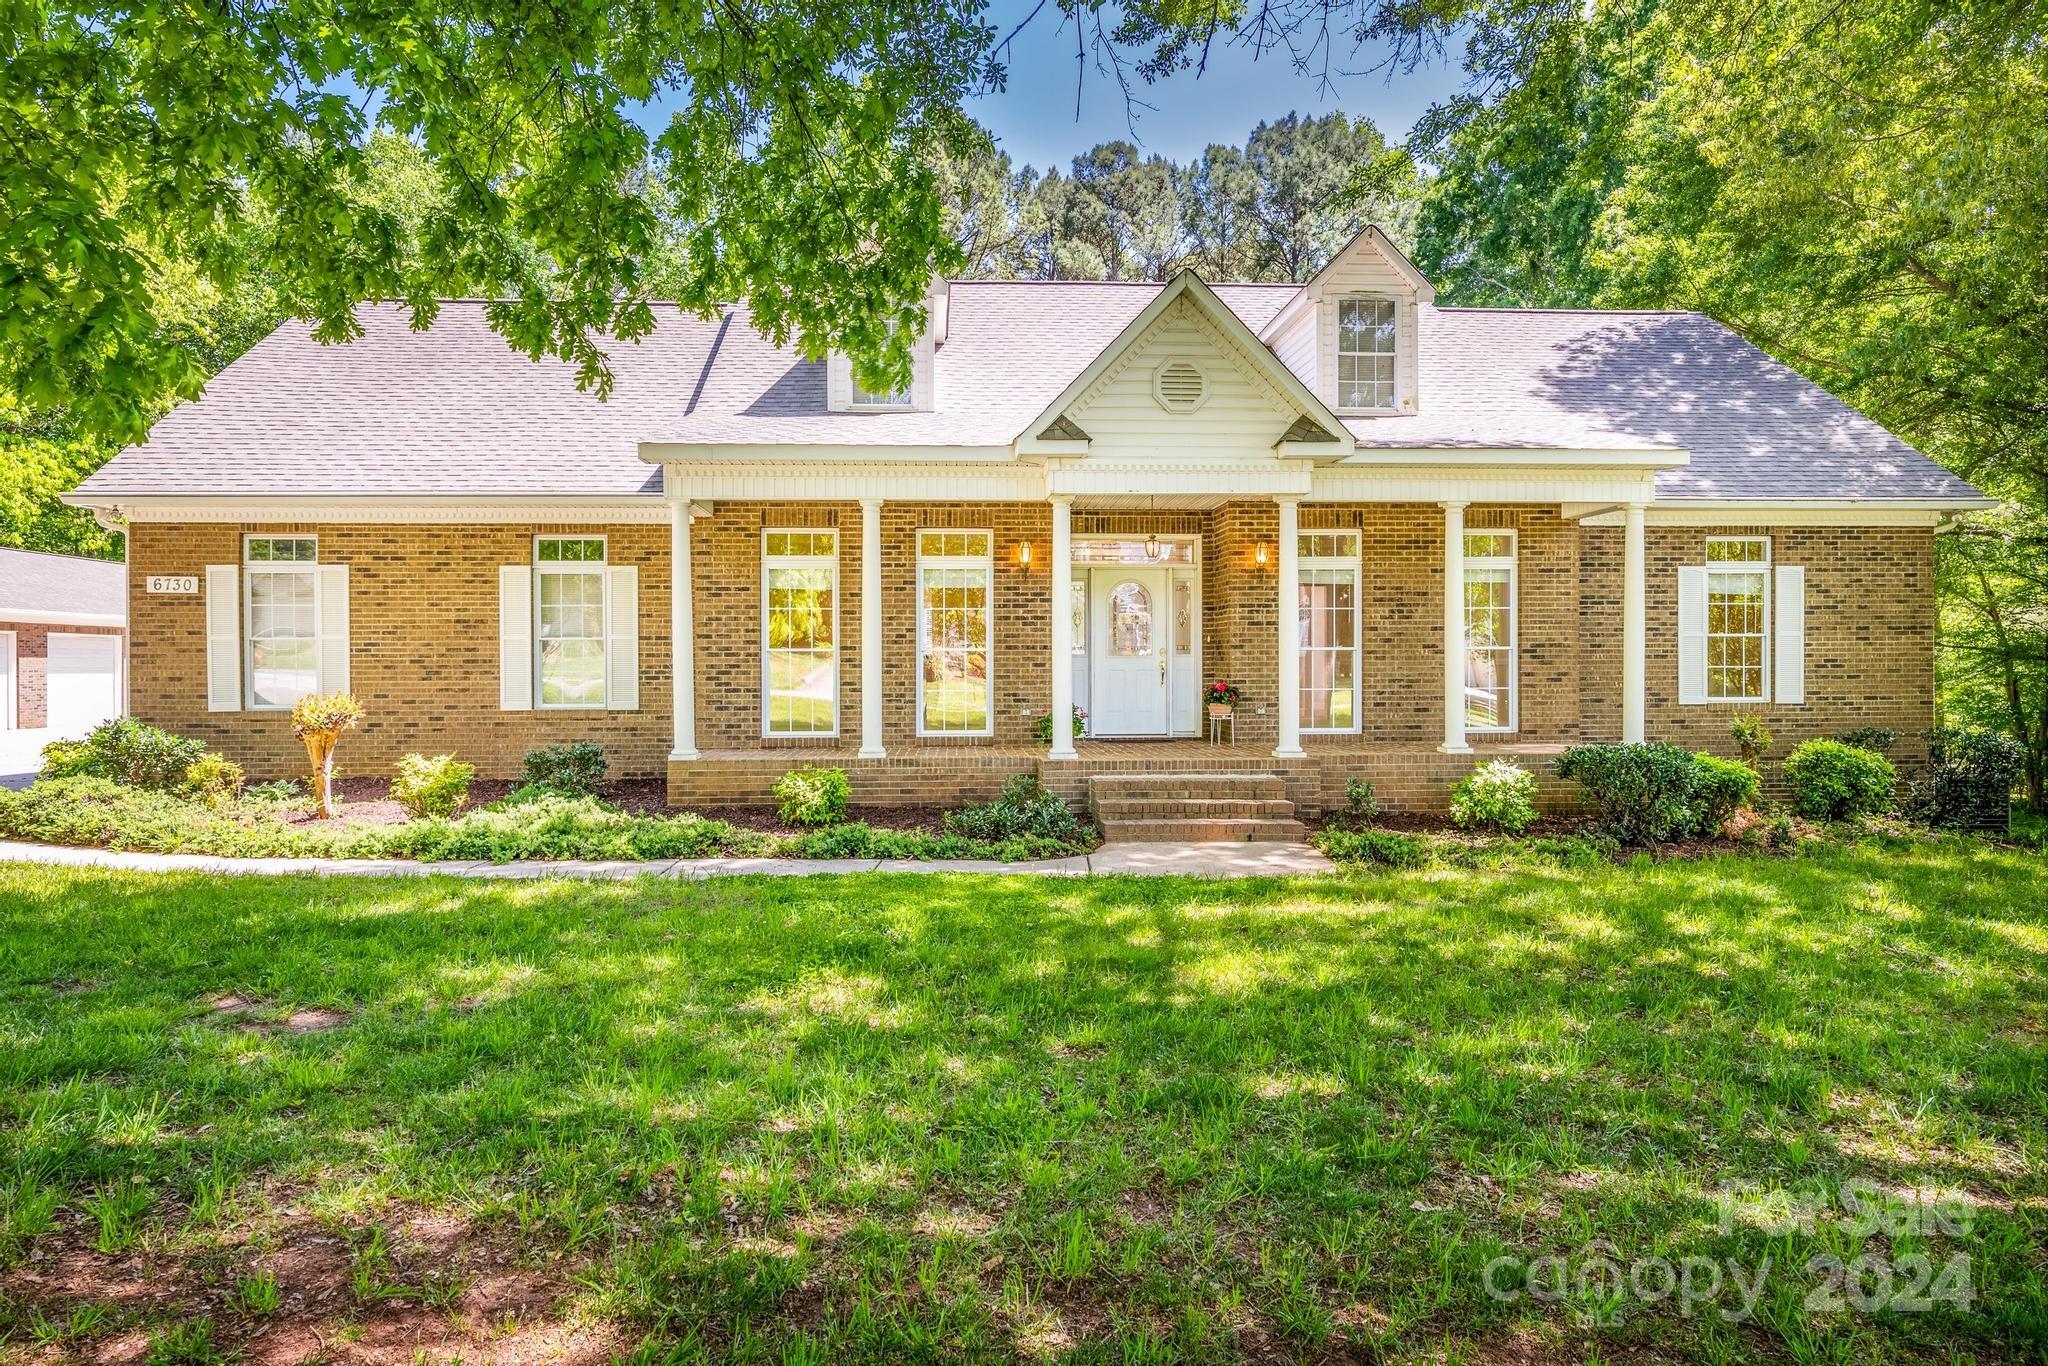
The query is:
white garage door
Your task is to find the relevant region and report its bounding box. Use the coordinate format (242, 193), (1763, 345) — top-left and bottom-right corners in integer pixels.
(47, 634), (123, 735)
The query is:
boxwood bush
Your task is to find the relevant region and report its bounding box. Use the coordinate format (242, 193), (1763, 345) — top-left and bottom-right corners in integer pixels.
(40, 717), (206, 791)
(1783, 738), (1895, 820)
(522, 741), (608, 797)
(1554, 742), (1759, 844)
(390, 753), (475, 818)
(1448, 759), (1539, 834)
(773, 766), (850, 827)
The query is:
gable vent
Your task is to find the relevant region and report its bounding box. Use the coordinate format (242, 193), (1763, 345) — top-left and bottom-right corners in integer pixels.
(1153, 360), (1207, 413)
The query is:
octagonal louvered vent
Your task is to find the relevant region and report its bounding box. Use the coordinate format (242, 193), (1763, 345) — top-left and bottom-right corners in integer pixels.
(1153, 360), (1207, 413)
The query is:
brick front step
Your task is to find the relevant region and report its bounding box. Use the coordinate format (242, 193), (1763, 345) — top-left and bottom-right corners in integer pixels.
(1096, 817), (1310, 844)
(1088, 772), (1308, 844)
(1093, 796), (1300, 820)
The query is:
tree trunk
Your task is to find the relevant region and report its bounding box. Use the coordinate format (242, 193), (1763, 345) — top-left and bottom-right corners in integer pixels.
(305, 734), (336, 819)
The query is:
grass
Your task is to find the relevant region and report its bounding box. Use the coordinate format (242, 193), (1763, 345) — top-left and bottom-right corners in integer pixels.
(0, 837), (2042, 1360)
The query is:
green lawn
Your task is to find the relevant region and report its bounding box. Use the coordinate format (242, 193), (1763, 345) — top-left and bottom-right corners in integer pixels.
(0, 840), (2042, 1361)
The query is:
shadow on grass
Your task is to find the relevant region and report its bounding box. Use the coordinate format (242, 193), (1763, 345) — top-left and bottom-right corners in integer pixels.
(0, 840), (2041, 1358)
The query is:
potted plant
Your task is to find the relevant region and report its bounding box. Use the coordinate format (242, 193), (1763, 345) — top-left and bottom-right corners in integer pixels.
(1206, 680), (1241, 718)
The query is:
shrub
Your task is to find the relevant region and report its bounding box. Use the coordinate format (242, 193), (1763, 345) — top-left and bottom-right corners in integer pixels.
(944, 774), (1089, 845)
(1783, 739), (1895, 821)
(522, 742), (608, 796)
(1333, 778), (1378, 830)
(390, 753), (474, 819)
(774, 766), (849, 827)
(1910, 727), (2022, 832)
(1836, 727), (1897, 755)
(1314, 828), (1427, 867)
(1449, 760), (1539, 834)
(1032, 707), (1088, 744)
(1689, 752), (1761, 833)
(179, 752), (245, 809)
(382, 793), (749, 862)
(289, 692), (365, 818)
(1555, 742), (1713, 844)
(41, 718), (206, 791)
(243, 779), (306, 808)
(1729, 713), (1773, 766)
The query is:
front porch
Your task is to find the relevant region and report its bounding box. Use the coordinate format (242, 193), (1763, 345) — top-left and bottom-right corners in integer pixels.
(666, 737), (1576, 818)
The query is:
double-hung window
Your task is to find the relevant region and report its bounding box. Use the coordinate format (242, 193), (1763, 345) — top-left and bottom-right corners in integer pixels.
(1336, 298), (1396, 409)
(1705, 537), (1770, 703)
(763, 530), (839, 735)
(244, 536), (319, 710)
(535, 537), (608, 708)
(1297, 530), (1361, 732)
(1463, 531), (1518, 731)
(851, 374), (912, 408)
(916, 531), (993, 736)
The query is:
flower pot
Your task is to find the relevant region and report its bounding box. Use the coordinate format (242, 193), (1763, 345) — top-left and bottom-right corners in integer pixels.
(1207, 702), (1234, 718)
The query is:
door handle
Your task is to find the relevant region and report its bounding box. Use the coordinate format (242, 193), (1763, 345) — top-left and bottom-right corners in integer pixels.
(1158, 651), (1167, 683)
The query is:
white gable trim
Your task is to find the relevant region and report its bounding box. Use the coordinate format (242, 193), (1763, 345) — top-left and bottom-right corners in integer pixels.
(1570, 497), (1997, 527)
(1016, 272), (1353, 456)
(1265, 225), (1437, 334)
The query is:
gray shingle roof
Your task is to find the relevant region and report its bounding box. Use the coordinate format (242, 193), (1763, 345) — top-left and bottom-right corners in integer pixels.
(73, 286), (1982, 504)
(0, 547), (127, 620)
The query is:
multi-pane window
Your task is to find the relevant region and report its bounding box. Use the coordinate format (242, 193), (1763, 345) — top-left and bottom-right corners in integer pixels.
(917, 531), (992, 736)
(244, 536), (318, 710)
(1298, 530), (1361, 732)
(851, 374), (912, 407)
(1463, 531), (1517, 731)
(535, 536), (607, 708)
(1336, 298), (1396, 409)
(763, 530), (839, 735)
(1705, 537), (1770, 702)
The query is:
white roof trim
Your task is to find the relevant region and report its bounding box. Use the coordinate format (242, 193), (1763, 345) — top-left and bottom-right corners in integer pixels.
(1285, 224), (1437, 312)
(639, 442), (1014, 464)
(1015, 271), (1354, 456)
(0, 609), (126, 629)
(68, 494), (670, 525)
(1340, 446), (1690, 469)
(1570, 497), (1997, 528)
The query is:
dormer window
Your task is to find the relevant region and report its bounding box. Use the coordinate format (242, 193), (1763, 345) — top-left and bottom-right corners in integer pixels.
(1337, 298), (1396, 410)
(851, 375), (912, 408)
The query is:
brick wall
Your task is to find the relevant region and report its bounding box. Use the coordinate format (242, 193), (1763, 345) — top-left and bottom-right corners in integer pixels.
(125, 513), (1938, 803)
(126, 523), (673, 781)
(2, 621), (126, 729)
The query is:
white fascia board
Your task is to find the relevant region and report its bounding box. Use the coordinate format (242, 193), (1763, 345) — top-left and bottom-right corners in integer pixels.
(1574, 497), (1999, 527)
(1255, 288), (1315, 343)
(67, 494), (671, 524)
(0, 609), (126, 628)
(658, 462), (1046, 502)
(1053, 460), (1313, 499)
(638, 442), (1015, 464)
(1313, 466), (1658, 505)
(1340, 446), (1691, 469)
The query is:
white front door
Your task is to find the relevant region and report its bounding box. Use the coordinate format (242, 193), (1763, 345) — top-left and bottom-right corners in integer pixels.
(46, 633), (122, 735)
(1088, 568), (1171, 736)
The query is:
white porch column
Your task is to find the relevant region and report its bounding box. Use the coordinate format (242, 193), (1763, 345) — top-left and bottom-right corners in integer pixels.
(1273, 495), (1305, 759)
(1622, 500), (1647, 743)
(858, 497), (886, 758)
(1440, 501), (1471, 754)
(1048, 496), (1077, 760)
(668, 489), (698, 762)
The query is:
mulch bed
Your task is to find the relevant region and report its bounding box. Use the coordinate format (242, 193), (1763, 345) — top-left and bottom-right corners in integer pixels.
(274, 777), (952, 839)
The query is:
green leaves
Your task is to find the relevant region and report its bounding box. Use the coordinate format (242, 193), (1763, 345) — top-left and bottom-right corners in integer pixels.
(1, 0), (991, 441)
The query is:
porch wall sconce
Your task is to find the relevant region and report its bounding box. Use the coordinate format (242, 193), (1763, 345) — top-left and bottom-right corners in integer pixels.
(1255, 542), (1270, 567)
(1016, 541), (1033, 566)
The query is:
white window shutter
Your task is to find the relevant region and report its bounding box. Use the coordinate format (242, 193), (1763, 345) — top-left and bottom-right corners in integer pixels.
(499, 565), (533, 711)
(606, 565), (640, 711)
(1774, 565), (1806, 704)
(1677, 566), (1708, 706)
(205, 565), (241, 712)
(826, 355), (853, 411)
(316, 564), (350, 695)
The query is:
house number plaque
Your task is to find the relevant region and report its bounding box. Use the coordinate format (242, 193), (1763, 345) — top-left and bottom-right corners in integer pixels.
(146, 575), (200, 594)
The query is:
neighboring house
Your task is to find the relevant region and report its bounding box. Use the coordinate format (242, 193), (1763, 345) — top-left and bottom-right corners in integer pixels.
(65, 228), (1990, 815)
(0, 547), (128, 735)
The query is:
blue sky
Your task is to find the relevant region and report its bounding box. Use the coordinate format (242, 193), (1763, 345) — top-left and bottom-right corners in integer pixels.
(966, 2), (1467, 170)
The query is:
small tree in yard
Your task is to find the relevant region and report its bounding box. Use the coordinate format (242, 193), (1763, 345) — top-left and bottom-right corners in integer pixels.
(290, 693), (365, 819)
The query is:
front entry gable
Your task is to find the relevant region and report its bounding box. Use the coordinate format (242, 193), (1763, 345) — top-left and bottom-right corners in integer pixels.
(1018, 272), (1349, 459)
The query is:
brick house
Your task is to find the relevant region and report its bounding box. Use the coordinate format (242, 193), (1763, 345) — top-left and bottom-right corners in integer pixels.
(0, 547), (127, 736)
(66, 229), (1989, 815)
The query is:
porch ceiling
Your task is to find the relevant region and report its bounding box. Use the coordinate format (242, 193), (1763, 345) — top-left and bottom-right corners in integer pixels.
(1071, 493), (1238, 510)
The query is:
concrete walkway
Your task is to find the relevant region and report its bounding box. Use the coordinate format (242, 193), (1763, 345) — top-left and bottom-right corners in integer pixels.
(0, 839), (1334, 881)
